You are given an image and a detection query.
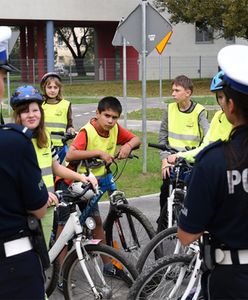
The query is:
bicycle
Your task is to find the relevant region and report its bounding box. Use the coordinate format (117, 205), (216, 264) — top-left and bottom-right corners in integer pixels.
(77, 155), (156, 266)
(50, 131), (76, 164)
(129, 240), (203, 300)
(45, 182), (138, 299)
(148, 143), (193, 232)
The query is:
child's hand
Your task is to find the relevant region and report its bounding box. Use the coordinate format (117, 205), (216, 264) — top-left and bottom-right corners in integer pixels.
(80, 174), (98, 190)
(47, 192), (59, 207)
(99, 151), (114, 165)
(161, 158), (171, 179)
(117, 143), (132, 159)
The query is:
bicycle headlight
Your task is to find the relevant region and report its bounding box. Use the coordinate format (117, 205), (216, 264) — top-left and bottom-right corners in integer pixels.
(85, 217), (96, 230)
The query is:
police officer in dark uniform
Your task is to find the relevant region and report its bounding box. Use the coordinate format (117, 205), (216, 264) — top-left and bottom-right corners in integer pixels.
(0, 27), (48, 299)
(177, 44), (248, 299)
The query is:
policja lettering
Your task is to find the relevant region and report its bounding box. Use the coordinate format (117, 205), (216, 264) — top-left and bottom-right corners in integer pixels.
(227, 169), (248, 194)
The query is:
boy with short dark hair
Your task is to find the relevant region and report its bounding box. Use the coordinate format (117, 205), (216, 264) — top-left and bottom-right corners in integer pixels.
(56, 96), (141, 286)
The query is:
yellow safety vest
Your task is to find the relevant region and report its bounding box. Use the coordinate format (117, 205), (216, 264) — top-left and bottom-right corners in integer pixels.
(179, 110), (232, 163)
(42, 99), (70, 147)
(32, 134), (54, 192)
(168, 102), (205, 151)
(77, 122), (118, 177)
(207, 110), (232, 143)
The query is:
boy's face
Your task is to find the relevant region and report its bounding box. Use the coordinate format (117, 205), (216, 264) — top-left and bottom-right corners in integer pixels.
(172, 84), (191, 103)
(96, 108), (120, 131)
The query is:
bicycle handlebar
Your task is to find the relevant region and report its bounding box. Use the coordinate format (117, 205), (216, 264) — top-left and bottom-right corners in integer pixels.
(55, 182), (97, 206)
(50, 131), (77, 143)
(148, 143), (178, 153)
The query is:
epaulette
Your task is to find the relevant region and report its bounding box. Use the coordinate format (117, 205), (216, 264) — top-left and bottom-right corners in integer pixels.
(195, 139), (223, 162)
(0, 123), (33, 139)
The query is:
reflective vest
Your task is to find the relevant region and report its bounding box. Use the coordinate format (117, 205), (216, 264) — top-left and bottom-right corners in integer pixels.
(77, 122), (118, 177)
(42, 99), (70, 147)
(32, 134), (54, 192)
(207, 110), (232, 143)
(168, 102), (205, 151)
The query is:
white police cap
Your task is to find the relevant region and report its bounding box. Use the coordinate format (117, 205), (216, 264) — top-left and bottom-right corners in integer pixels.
(0, 26), (18, 72)
(218, 44), (248, 94)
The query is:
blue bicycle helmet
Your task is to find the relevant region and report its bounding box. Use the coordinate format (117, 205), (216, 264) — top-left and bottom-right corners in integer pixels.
(10, 85), (44, 109)
(210, 70), (224, 92)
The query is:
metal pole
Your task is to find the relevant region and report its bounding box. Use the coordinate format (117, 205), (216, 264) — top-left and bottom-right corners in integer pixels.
(46, 21), (54, 72)
(123, 37), (127, 128)
(159, 54), (162, 101)
(142, 0), (147, 173)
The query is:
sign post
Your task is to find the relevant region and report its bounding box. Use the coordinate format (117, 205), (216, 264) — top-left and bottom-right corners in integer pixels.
(113, 2), (172, 172)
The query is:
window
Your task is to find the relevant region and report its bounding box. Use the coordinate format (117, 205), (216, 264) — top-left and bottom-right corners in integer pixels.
(195, 22), (213, 44)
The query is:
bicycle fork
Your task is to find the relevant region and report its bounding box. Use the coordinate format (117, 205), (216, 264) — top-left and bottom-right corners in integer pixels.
(75, 237), (112, 299)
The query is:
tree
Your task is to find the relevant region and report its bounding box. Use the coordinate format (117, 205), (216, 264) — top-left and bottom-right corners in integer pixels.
(55, 27), (94, 76)
(154, 0), (248, 39)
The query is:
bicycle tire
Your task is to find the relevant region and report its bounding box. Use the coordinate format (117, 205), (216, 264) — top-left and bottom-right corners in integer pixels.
(137, 226), (185, 272)
(45, 258), (60, 296)
(129, 254), (198, 300)
(63, 243), (138, 299)
(104, 204), (156, 265)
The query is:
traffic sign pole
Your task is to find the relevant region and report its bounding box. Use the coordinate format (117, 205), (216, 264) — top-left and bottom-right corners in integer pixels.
(123, 37), (127, 128)
(142, 0), (147, 173)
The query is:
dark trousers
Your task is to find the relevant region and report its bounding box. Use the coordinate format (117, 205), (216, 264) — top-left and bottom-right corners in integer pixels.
(0, 250), (45, 299)
(159, 177), (170, 215)
(203, 265), (248, 299)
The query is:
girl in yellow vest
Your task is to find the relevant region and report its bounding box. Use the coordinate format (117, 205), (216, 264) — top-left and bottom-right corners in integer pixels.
(10, 85), (97, 247)
(40, 72), (76, 152)
(158, 75), (209, 220)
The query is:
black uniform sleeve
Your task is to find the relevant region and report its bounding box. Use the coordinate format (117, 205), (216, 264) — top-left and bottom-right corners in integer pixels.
(179, 158), (218, 233)
(18, 137), (48, 211)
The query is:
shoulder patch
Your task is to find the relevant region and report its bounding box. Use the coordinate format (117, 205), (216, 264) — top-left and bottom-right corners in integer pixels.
(0, 123), (33, 139)
(195, 139), (223, 162)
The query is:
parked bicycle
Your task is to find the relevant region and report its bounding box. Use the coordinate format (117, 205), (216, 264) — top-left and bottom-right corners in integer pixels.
(45, 182), (138, 299)
(77, 154), (156, 266)
(129, 238), (203, 300)
(148, 143), (193, 232)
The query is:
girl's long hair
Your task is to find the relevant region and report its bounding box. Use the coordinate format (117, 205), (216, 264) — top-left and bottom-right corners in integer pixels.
(13, 102), (48, 148)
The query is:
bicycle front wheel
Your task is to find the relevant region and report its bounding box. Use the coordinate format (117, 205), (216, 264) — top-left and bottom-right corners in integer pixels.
(129, 254), (199, 300)
(105, 204), (156, 265)
(63, 243), (138, 300)
(136, 226), (186, 272)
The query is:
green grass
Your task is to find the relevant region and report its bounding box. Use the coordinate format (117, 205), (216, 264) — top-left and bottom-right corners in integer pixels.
(108, 131), (161, 199)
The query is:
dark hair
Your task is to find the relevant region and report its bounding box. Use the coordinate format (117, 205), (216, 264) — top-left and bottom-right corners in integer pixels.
(172, 75), (193, 94)
(223, 85), (248, 168)
(13, 102), (48, 148)
(97, 96), (122, 116)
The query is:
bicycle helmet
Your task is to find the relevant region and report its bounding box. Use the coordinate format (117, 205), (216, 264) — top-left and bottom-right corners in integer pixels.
(68, 182), (96, 201)
(210, 70), (224, 92)
(10, 85), (44, 109)
(40, 72), (61, 90)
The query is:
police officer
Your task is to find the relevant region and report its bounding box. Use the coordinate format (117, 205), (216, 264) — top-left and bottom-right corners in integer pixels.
(178, 44), (248, 299)
(0, 27), (48, 299)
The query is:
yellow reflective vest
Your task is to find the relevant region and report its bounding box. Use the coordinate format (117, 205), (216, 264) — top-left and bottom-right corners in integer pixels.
(32, 134), (54, 192)
(168, 102), (206, 151)
(42, 99), (70, 147)
(77, 122), (118, 177)
(180, 110), (232, 163)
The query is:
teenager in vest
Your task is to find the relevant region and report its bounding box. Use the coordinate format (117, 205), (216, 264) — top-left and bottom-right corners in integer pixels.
(158, 75), (209, 224)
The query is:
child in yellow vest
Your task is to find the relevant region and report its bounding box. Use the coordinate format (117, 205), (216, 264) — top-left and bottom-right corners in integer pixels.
(40, 72), (75, 153)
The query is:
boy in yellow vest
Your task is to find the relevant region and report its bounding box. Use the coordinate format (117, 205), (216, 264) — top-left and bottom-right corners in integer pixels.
(159, 75), (209, 224)
(56, 96), (141, 287)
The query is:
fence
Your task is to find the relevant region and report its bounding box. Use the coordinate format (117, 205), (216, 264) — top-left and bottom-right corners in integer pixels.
(9, 55), (218, 86)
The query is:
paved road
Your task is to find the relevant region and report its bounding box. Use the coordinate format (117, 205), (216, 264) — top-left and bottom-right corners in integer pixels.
(49, 193), (160, 300)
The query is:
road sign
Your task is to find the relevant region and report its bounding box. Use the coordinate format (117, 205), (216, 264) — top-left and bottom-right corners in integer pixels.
(156, 30), (173, 54)
(117, 2), (172, 55)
